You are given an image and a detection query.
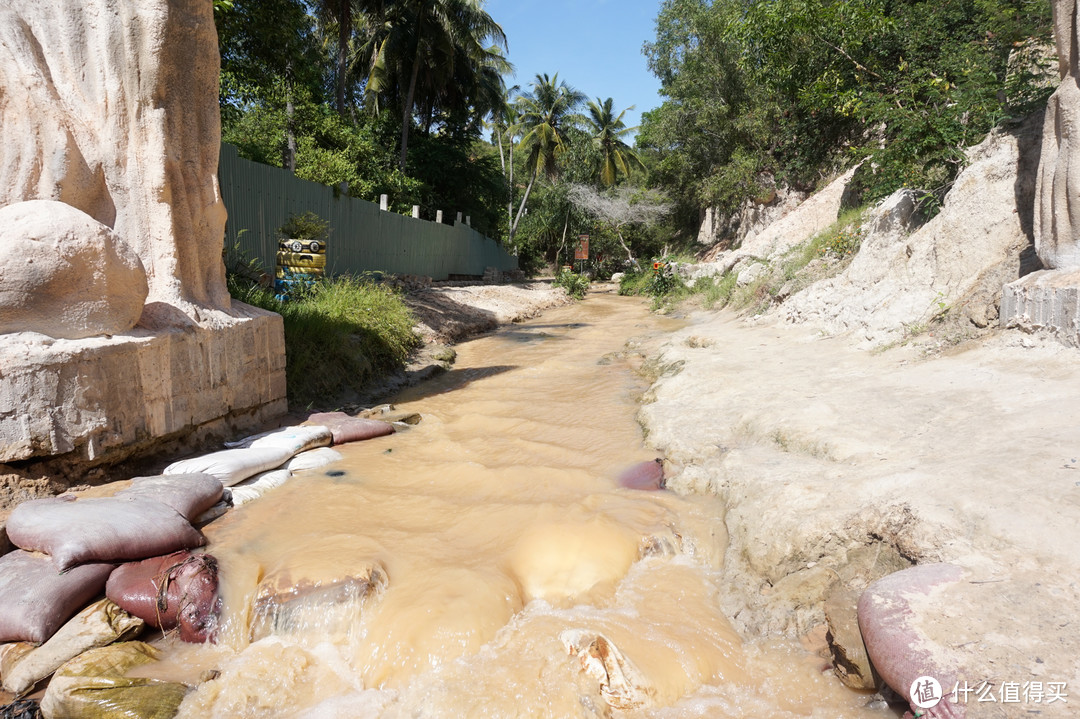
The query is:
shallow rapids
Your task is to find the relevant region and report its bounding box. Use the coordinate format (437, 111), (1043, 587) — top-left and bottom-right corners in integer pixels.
(144, 292), (887, 717)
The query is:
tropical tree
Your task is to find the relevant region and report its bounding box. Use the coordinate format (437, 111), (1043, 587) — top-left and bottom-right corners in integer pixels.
(364, 0), (507, 172)
(585, 97), (645, 187)
(510, 73), (585, 241)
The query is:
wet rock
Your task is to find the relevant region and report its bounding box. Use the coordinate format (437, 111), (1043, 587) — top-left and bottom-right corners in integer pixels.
(824, 586), (875, 690)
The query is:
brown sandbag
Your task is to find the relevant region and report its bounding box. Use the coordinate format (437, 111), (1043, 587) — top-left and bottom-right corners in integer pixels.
(39, 642), (188, 719)
(106, 551), (220, 644)
(115, 474), (223, 521)
(6, 496), (205, 572)
(2, 599), (144, 697)
(615, 459), (665, 491)
(304, 412), (395, 445)
(0, 551), (114, 644)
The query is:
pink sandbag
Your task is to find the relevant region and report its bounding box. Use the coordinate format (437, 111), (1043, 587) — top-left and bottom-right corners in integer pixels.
(857, 563), (965, 718)
(0, 550), (114, 643)
(6, 496), (205, 572)
(106, 551), (220, 644)
(116, 474), (223, 521)
(305, 412), (395, 444)
(616, 459), (665, 490)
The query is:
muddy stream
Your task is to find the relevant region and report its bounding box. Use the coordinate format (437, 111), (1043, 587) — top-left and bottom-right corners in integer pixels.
(142, 293), (889, 718)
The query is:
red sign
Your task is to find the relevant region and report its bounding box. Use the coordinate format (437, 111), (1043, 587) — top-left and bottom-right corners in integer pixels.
(574, 235), (589, 260)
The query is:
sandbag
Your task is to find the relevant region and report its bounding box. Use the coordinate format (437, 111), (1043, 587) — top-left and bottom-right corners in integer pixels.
(1, 642), (36, 681)
(223, 425), (332, 454)
(304, 412), (395, 444)
(281, 447), (343, 472)
(106, 551), (219, 644)
(39, 642), (188, 719)
(615, 459), (666, 491)
(858, 563), (965, 719)
(2, 599), (144, 697)
(115, 474), (223, 521)
(0, 551), (114, 644)
(228, 469), (292, 507)
(6, 496), (205, 572)
(163, 447), (294, 487)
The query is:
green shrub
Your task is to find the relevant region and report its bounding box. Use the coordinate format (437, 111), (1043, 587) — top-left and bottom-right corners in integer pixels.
(279, 211), (330, 241)
(229, 271), (419, 408)
(618, 271), (651, 297)
(554, 271), (590, 300)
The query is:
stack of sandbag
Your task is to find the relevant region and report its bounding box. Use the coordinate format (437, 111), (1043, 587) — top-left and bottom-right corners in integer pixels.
(1, 599), (143, 697)
(106, 551), (219, 643)
(0, 474), (223, 652)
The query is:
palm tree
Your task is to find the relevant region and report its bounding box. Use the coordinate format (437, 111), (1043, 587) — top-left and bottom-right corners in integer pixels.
(364, 0), (507, 172)
(316, 0), (360, 116)
(510, 73), (585, 241)
(489, 85), (520, 227)
(585, 97), (645, 187)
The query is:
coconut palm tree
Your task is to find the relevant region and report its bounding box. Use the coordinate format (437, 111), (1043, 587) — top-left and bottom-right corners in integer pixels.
(363, 0), (506, 172)
(509, 73), (585, 241)
(585, 97), (645, 187)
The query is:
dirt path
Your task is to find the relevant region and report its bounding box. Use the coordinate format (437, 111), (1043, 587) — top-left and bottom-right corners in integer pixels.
(639, 308), (1080, 717)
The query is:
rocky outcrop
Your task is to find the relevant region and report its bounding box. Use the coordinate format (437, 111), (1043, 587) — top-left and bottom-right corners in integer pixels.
(687, 167), (857, 283)
(695, 182), (808, 249)
(0, 201), (148, 339)
(782, 113), (1043, 344)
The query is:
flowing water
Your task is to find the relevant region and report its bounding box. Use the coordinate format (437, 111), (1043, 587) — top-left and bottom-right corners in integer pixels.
(142, 292), (890, 718)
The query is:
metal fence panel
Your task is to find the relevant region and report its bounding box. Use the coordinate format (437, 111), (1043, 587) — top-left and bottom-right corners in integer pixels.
(218, 143), (517, 280)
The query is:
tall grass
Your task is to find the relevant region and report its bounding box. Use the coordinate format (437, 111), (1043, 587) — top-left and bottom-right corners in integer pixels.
(230, 275), (419, 407)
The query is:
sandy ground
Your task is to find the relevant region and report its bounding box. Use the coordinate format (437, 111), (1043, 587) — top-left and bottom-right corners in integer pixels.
(405, 280), (572, 344)
(638, 306), (1080, 717)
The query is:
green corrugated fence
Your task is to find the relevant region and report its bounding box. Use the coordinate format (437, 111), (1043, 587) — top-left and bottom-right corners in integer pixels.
(218, 143), (517, 280)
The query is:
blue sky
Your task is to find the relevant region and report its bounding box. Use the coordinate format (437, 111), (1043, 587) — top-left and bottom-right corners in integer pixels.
(483, 0), (664, 139)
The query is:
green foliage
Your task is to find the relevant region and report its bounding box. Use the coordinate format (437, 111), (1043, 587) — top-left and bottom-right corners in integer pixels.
(230, 271), (420, 407)
(618, 271), (652, 297)
(641, 0), (1054, 235)
(647, 259), (683, 297)
(279, 211), (330, 241)
(819, 226), (864, 259)
(553, 271), (591, 300)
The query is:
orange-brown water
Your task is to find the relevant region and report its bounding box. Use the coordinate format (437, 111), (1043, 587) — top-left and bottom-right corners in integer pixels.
(145, 292), (888, 718)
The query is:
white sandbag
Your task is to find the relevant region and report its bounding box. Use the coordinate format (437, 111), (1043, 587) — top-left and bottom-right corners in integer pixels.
(229, 469), (293, 507)
(163, 446), (294, 487)
(224, 425), (332, 454)
(2, 599), (144, 696)
(280, 447), (343, 472)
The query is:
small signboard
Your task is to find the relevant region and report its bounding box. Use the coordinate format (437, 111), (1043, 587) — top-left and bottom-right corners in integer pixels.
(574, 234), (589, 260)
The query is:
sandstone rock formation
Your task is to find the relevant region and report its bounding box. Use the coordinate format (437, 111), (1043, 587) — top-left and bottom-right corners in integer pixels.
(783, 114), (1042, 344)
(0, 201), (148, 339)
(684, 166), (857, 284)
(0, 0), (287, 468)
(1000, 0), (1080, 342)
(695, 181), (808, 249)
(1035, 0), (1080, 270)
(0, 0), (230, 313)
